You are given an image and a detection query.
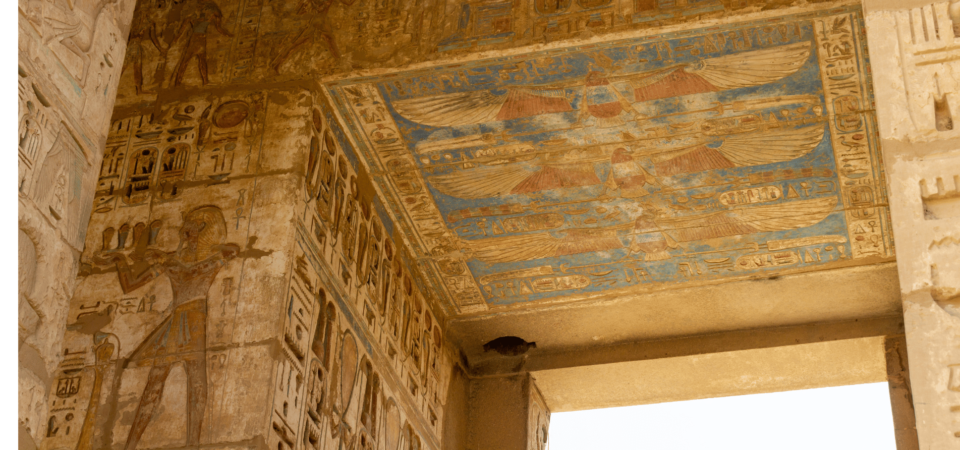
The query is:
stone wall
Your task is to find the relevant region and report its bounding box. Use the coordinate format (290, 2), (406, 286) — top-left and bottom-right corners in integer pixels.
(18, 0), (137, 448)
(864, 0), (960, 446)
(106, 0), (845, 103)
(39, 85), (457, 450)
(28, 0), (463, 448)
(22, 0), (960, 448)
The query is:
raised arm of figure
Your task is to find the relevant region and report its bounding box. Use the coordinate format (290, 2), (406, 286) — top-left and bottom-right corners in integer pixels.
(94, 251), (167, 294)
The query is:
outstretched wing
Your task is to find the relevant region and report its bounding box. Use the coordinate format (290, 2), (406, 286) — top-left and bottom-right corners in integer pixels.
(511, 164), (602, 194)
(391, 88), (573, 127)
(687, 41), (812, 90)
(429, 164), (534, 199)
(429, 164), (602, 199)
(715, 123), (825, 166)
(652, 123), (824, 176)
(658, 197), (837, 242)
(627, 42), (812, 102)
(467, 227), (626, 263)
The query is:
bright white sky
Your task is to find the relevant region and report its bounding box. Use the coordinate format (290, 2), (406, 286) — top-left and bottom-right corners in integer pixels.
(548, 382), (896, 450)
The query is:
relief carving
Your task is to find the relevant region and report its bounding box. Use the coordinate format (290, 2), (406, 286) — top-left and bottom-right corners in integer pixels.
(18, 67), (59, 196)
(275, 95), (450, 450)
(124, 2), (166, 95)
(106, 0), (850, 98)
(329, 7), (892, 312)
(30, 121), (96, 247)
(84, 206), (240, 449)
(949, 364), (960, 438)
(19, 229), (41, 345)
(170, 0), (233, 87)
(42, 0), (122, 88)
(95, 95), (262, 214)
(26, 1), (901, 449)
(921, 175), (960, 220)
(20, 0), (134, 446)
(871, 1), (960, 141)
(268, 0), (343, 73)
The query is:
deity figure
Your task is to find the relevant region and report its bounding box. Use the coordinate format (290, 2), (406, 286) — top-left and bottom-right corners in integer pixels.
(96, 206), (239, 449)
(124, 1), (167, 94)
(172, 0), (233, 86)
(269, 0), (342, 73)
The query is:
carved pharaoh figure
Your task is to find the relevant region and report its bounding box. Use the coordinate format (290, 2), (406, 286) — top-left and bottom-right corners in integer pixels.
(96, 206), (239, 449)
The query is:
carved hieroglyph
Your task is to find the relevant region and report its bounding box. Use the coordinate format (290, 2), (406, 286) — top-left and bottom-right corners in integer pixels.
(111, 0), (845, 103)
(272, 92), (453, 450)
(327, 5), (893, 314)
(868, 1), (960, 142)
(528, 384), (550, 450)
(879, 151), (960, 446)
(40, 87), (453, 450)
(18, 0), (135, 445)
(865, 1), (960, 445)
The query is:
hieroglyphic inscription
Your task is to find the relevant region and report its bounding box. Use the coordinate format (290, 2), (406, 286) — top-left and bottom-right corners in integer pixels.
(814, 12), (893, 259)
(329, 6), (892, 313)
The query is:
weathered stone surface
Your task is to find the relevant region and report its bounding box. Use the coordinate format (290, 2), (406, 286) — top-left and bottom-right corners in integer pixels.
(866, 0), (960, 445)
(18, 0), (136, 446)
(885, 335), (920, 450)
(532, 336), (890, 412)
(34, 83), (459, 450)
(19, 0), (960, 449)
(867, 1), (960, 143)
(325, 4), (895, 317)
(465, 374), (549, 450)
(107, 0), (847, 101)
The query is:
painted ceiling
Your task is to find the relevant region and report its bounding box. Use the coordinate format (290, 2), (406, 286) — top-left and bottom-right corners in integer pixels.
(326, 5), (893, 316)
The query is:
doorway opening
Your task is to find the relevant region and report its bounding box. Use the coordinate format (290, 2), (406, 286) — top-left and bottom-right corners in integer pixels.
(548, 382), (896, 450)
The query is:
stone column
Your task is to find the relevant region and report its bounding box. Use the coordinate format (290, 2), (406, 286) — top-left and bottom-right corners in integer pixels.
(18, 1), (137, 448)
(865, 0), (960, 447)
(466, 374), (550, 450)
(885, 335), (920, 449)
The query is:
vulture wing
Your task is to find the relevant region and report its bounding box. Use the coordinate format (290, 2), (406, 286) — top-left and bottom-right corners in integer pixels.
(658, 197), (837, 242)
(392, 88), (573, 127)
(466, 227), (627, 263)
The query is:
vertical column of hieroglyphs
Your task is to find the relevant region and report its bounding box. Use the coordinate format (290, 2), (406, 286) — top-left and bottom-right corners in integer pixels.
(18, 0), (136, 447)
(266, 89), (455, 450)
(814, 10), (894, 260)
(865, 0), (960, 447)
(334, 83), (487, 314)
